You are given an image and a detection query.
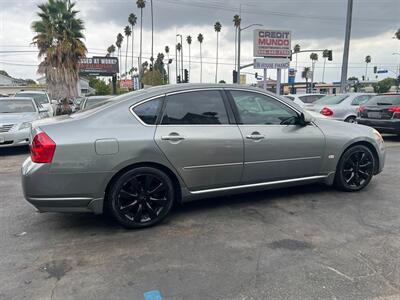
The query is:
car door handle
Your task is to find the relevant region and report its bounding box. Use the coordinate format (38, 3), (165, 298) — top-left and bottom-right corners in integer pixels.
(161, 134), (185, 141)
(246, 134), (265, 140)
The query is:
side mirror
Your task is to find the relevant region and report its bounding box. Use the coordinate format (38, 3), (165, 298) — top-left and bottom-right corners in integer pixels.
(299, 112), (313, 126)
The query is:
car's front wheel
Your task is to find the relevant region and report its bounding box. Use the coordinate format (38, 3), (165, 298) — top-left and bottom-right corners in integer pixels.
(334, 145), (375, 192)
(108, 167), (175, 229)
(344, 116), (356, 123)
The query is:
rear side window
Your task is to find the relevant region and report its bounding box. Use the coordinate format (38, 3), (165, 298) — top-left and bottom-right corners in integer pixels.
(299, 95), (324, 103)
(351, 95), (373, 105)
(366, 95), (400, 105)
(285, 96), (295, 101)
(133, 98), (162, 125)
(161, 90), (229, 125)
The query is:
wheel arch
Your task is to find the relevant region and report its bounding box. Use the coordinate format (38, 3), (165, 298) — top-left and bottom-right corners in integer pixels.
(103, 161), (183, 212)
(340, 141), (380, 174)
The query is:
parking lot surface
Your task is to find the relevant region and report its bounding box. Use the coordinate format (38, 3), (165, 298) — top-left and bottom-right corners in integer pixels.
(1, 136), (400, 300)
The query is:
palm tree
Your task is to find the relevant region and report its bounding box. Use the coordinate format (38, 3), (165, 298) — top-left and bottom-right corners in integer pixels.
(124, 26), (132, 78)
(197, 33), (204, 83)
(365, 55), (371, 81)
(395, 28), (400, 40)
(165, 45), (170, 83)
(136, 0), (146, 82)
(293, 44), (300, 74)
(310, 53), (318, 92)
(116, 33), (124, 75)
(322, 49), (329, 83)
(233, 14), (241, 70)
(214, 21), (222, 83)
(128, 13), (137, 71)
(302, 67), (311, 92)
(150, 0), (154, 67)
(31, 0), (87, 103)
(186, 36), (192, 77)
(110, 45), (116, 57)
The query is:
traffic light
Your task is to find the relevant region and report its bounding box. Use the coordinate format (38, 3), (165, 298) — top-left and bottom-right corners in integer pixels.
(327, 50), (333, 61)
(362, 75), (365, 81)
(255, 72), (258, 79)
(177, 75), (181, 83)
(232, 70), (238, 83)
(184, 69), (189, 83)
(373, 66), (377, 74)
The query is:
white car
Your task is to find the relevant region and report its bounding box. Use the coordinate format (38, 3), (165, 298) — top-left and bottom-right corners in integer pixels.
(0, 97), (49, 147)
(14, 91), (57, 116)
(284, 94), (326, 109)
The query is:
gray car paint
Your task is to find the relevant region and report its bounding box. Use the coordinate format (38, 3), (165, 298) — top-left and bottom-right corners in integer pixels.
(21, 84), (386, 214)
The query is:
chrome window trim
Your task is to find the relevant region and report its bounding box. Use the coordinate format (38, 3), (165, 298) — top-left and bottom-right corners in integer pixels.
(189, 175), (327, 195)
(129, 95), (165, 127)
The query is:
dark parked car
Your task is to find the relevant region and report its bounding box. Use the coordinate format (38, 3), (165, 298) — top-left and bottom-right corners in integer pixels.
(356, 94), (400, 134)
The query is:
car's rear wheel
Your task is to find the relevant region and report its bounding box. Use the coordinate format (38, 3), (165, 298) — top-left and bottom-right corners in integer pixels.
(334, 145), (375, 192)
(345, 116), (356, 123)
(108, 167), (175, 229)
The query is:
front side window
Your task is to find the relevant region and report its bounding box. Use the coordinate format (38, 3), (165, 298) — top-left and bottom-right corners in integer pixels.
(230, 91), (297, 125)
(161, 91), (229, 125)
(133, 98), (162, 125)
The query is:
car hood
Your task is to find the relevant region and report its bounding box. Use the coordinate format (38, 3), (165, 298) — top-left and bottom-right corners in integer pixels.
(0, 112), (39, 125)
(314, 117), (374, 138)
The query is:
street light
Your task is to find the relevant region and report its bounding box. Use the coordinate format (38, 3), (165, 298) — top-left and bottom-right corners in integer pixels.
(237, 23), (263, 84)
(177, 34), (184, 83)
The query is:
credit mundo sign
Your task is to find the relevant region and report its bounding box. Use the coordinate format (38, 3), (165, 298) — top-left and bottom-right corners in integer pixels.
(253, 29), (291, 58)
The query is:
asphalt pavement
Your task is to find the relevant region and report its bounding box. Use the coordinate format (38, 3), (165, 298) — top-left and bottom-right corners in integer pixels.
(1, 136), (400, 300)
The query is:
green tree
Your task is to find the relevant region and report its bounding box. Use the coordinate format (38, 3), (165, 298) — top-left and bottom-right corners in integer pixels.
(302, 67), (311, 92)
(373, 77), (397, 93)
(395, 28), (400, 40)
(136, 0), (146, 79)
(186, 36), (192, 77)
(124, 25), (132, 78)
(31, 0), (87, 103)
(128, 13), (137, 71)
(25, 79), (37, 85)
(197, 33), (204, 83)
(142, 69), (163, 86)
(233, 14), (241, 70)
(214, 21), (222, 83)
(365, 55), (371, 80)
(0, 70), (10, 77)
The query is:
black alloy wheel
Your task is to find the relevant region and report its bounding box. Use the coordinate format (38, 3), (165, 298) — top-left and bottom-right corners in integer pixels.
(335, 145), (375, 191)
(108, 167), (175, 228)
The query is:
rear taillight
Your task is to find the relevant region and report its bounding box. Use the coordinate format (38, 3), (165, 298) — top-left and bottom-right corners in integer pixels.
(358, 105), (365, 113)
(388, 106), (400, 113)
(30, 132), (56, 163)
(320, 107), (334, 116)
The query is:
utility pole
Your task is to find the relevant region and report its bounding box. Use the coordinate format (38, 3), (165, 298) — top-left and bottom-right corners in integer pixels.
(175, 43), (178, 83)
(340, 0), (353, 93)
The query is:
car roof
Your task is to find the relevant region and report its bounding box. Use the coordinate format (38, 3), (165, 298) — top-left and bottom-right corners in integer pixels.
(1, 97), (35, 101)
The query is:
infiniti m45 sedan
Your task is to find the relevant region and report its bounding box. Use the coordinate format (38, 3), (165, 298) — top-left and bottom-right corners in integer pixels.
(22, 84), (386, 228)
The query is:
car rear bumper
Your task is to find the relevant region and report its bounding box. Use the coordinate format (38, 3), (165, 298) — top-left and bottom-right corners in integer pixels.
(0, 129), (30, 148)
(21, 157), (108, 214)
(356, 118), (400, 134)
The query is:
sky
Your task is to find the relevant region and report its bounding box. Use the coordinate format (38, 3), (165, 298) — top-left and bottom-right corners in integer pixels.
(0, 0), (399, 85)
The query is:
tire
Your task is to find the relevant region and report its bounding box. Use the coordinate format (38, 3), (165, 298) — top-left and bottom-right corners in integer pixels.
(334, 145), (375, 192)
(107, 167), (175, 229)
(344, 116), (356, 123)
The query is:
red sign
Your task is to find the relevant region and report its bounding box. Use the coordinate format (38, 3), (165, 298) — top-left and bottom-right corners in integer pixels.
(120, 79), (133, 89)
(253, 29), (291, 58)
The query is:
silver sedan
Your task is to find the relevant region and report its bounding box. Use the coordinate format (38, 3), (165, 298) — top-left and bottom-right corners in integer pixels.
(21, 84), (386, 228)
(0, 97), (49, 147)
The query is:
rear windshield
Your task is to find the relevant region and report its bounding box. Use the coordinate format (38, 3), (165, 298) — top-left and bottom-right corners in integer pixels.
(299, 94), (325, 103)
(315, 94), (349, 105)
(85, 97), (110, 109)
(15, 93), (49, 105)
(366, 95), (400, 105)
(0, 100), (36, 113)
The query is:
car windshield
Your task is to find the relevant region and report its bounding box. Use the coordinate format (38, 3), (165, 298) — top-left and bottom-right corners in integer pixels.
(315, 94), (349, 105)
(0, 100), (36, 113)
(15, 93), (49, 106)
(366, 95), (400, 105)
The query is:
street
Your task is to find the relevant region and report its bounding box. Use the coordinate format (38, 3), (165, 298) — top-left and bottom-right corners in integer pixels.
(0, 137), (400, 300)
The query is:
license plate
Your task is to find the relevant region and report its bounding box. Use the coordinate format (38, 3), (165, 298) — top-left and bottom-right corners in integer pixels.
(367, 112), (381, 119)
(0, 137), (4, 143)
